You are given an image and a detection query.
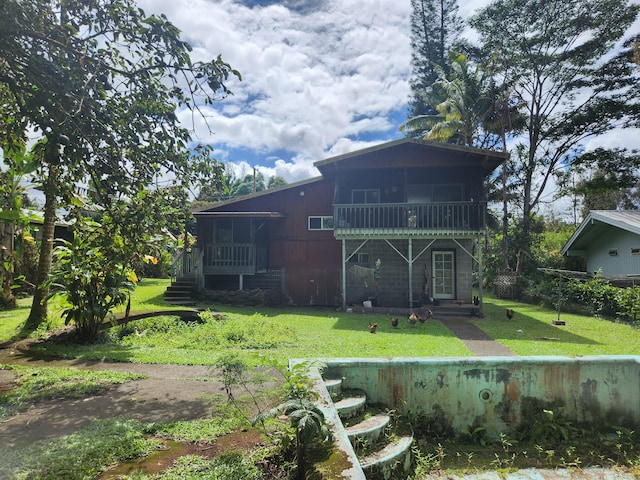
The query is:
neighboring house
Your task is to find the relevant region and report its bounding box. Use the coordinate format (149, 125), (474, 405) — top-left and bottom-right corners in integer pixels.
(561, 210), (640, 281)
(192, 138), (506, 308)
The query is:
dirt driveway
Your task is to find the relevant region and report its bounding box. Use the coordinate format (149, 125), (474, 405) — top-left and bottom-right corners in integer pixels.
(0, 337), (280, 452)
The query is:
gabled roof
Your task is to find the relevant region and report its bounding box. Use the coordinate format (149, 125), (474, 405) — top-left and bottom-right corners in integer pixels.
(195, 138), (507, 213)
(193, 176), (324, 215)
(314, 137), (506, 177)
(561, 210), (640, 256)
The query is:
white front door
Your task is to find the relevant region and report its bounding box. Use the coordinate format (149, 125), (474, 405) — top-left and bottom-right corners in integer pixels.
(432, 251), (455, 299)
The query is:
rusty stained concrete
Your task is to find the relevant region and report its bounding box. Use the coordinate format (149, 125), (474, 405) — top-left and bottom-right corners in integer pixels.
(319, 356), (640, 436)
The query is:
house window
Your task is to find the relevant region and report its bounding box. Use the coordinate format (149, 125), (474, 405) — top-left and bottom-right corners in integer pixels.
(352, 189), (380, 204)
(348, 252), (370, 264)
(609, 249), (618, 256)
(631, 247), (640, 255)
(308, 216), (334, 230)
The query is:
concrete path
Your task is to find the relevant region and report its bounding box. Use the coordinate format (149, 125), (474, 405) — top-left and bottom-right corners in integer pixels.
(444, 317), (516, 356)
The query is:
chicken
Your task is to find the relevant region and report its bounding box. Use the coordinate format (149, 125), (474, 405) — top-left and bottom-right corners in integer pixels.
(427, 309), (433, 319)
(134, 326), (147, 337)
(506, 308), (514, 320)
(473, 295), (480, 306)
(368, 322), (378, 334)
(391, 317), (399, 328)
(408, 312), (417, 326)
(418, 315), (427, 324)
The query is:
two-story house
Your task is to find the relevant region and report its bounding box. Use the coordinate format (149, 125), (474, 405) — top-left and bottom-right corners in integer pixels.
(191, 138), (506, 309)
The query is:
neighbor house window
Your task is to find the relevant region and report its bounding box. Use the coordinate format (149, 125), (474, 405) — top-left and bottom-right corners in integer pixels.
(632, 247), (640, 255)
(308, 216), (334, 230)
(352, 189), (380, 204)
(609, 249), (618, 256)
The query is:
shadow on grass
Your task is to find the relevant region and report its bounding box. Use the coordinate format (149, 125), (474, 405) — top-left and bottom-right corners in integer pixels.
(478, 299), (601, 346)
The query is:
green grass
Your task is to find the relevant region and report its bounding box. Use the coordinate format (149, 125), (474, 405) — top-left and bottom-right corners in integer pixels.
(4, 278), (640, 364)
(0, 418), (159, 480)
(476, 295), (640, 356)
(0, 278), (181, 344)
(30, 305), (471, 365)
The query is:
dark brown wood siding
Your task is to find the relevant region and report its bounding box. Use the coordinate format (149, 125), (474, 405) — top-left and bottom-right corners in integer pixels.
(202, 178), (341, 305)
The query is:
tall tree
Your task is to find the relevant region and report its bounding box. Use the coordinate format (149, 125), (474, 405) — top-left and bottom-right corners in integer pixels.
(407, 0), (464, 129)
(0, 0), (239, 328)
(401, 53), (500, 149)
(470, 0), (640, 258)
(558, 148), (640, 218)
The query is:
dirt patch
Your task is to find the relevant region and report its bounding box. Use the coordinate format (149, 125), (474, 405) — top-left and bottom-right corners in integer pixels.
(97, 429), (266, 479)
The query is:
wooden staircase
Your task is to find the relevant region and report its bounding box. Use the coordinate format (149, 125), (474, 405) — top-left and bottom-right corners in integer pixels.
(164, 276), (197, 307)
(323, 376), (414, 479)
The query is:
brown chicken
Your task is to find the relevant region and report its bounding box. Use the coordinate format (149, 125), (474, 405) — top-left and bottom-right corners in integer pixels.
(391, 317), (399, 328)
(408, 312), (417, 326)
(368, 322), (378, 333)
(506, 308), (514, 320)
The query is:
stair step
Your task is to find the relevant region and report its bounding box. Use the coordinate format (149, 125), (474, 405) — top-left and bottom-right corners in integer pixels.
(345, 413), (390, 444)
(164, 299), (196, 306)
(166, 285), (195, 292)
(323, 378), (342, 396)
(335, 393), (366, 420)
(360, 435), (413, 478)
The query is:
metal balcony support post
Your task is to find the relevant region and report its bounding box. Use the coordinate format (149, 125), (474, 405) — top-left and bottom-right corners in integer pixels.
(342, 239), (347, 307)
(477, 238), (484, 315)
(408, 238), (413, 308)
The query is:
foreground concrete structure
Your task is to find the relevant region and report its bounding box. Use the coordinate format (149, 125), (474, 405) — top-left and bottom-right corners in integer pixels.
(320, 356), (640, 434)
(299, 356), (640, 479)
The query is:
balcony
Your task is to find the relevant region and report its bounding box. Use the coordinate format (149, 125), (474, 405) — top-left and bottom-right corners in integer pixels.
(202, 243), (256, 275)
(333, 202), (485, 238)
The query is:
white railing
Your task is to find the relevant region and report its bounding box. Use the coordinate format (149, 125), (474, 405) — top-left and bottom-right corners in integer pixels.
(334, 202), (485, 235)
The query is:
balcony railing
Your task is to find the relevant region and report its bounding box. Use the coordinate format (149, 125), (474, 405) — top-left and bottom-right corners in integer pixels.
(202, 243), (256, 275)
(333, 202), (485, 237)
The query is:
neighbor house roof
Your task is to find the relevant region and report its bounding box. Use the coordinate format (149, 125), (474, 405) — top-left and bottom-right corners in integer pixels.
(561, 210), (640, 256)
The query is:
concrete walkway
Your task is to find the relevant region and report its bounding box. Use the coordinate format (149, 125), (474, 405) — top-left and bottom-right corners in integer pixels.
(444, 317), (516, 356)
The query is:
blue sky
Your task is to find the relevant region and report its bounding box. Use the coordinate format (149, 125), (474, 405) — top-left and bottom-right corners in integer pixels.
(137, 0), (640, 215)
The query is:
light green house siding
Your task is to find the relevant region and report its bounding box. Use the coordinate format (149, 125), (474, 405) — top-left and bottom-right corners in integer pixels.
(586, 228), (640, 278)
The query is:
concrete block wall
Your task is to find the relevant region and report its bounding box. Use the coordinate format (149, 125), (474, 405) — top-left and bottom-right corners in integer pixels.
(345, 238), (476, 308)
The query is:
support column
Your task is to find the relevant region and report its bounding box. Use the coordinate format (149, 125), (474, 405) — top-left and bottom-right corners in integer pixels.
(477, 239), (484, 316)
(341, 239), (347, 307)
(408, 238), (413, 308)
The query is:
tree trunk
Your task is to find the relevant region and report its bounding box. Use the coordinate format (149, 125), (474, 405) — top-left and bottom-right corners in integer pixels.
(501, 160), (509, 273)
(1, 222), (16, 307)
(25, 164), (58, 329)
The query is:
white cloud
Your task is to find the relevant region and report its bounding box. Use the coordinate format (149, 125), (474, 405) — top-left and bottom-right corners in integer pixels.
(140, 0), (640, 192)
(138, 0), (412, 181)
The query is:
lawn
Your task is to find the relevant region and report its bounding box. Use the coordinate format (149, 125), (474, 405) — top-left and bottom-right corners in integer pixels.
(477, 295), (640, 356)
(2, 278), (639, 365)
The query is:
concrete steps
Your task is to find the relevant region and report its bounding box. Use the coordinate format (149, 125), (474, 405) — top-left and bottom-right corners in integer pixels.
(164, 277), (197, 307)
(325, 377), (413, 479)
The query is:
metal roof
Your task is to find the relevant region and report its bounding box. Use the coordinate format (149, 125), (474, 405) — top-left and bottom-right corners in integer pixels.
(561, 210), (640, 256)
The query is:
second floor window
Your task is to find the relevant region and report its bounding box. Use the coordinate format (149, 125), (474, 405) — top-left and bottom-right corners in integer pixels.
(352, 189), (380, 204)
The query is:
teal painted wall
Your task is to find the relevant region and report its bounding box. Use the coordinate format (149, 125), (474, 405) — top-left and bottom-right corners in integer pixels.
(320, 356), (640, 435)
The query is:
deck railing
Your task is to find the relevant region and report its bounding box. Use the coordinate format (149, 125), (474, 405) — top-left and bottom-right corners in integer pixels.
(202, 243), (256, 275)
(333, 202), (485, 236)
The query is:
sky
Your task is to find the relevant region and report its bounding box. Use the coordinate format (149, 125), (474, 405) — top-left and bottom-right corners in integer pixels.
(136, 0), (640, 214)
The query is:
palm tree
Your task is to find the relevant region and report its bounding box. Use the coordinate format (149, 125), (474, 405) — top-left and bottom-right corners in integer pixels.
(400, 53), (494, 148)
